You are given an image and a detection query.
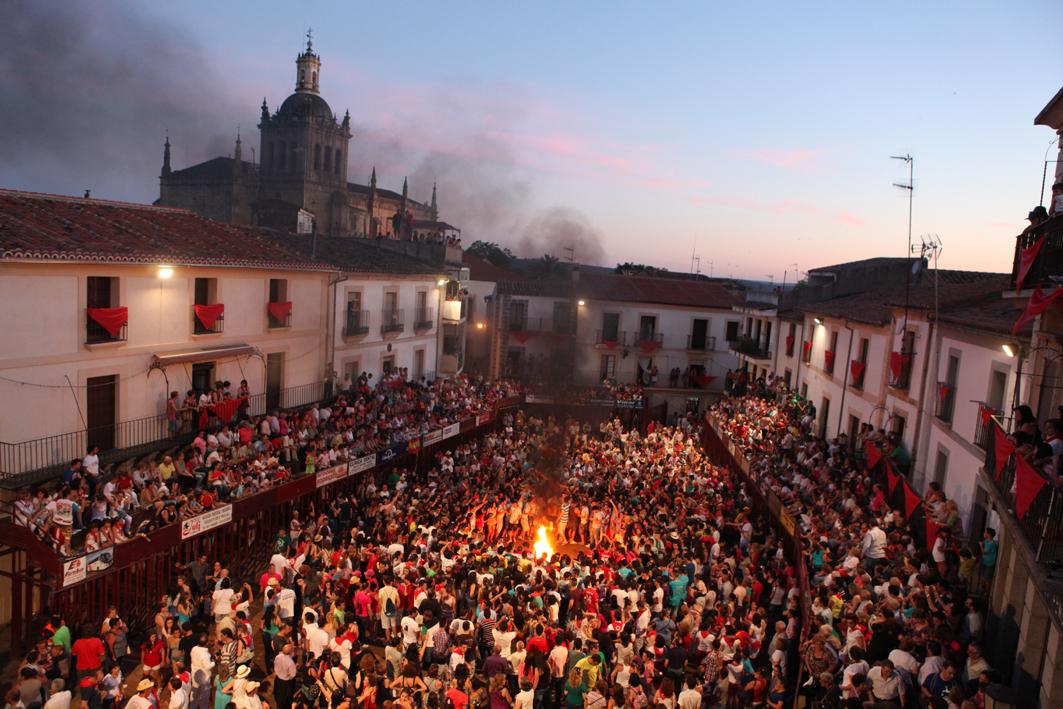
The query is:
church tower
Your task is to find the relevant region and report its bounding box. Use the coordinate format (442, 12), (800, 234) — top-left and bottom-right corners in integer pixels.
(257, 30), (351, 235)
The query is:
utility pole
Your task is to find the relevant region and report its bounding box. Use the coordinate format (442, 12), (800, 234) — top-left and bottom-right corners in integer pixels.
(892, 155), (914, 333)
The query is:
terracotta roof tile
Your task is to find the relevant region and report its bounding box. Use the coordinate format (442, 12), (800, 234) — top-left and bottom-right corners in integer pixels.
(499, 271), (741, 309)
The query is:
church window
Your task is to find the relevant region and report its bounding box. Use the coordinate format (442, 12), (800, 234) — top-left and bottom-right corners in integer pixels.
(279, 141), (287, 170)
(324, 146), (332, 173)
(314, 144), (321, 170)
(334, 149), (341, 175)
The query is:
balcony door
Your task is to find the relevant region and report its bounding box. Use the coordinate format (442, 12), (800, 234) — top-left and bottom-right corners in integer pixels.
(266, 353), (283, 411)
(690, 319), (708, 349)
(191, 362), (214, 398)
(86, 375), (117, 451)
(639, 316), (657, 341)
(601, 313), (620, 342)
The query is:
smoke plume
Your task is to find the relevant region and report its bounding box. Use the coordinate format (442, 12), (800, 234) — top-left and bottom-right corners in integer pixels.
(0, 0), (247, 202)
(517, 207), (606, 265)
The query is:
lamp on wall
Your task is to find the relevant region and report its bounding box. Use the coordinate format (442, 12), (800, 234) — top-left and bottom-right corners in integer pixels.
(577, 300), (586, 306)
(437, 278), (447, 286)
(157, 265), (174, 279)
(1002, 343), (1015, 358)
(813, 317), (822, 326)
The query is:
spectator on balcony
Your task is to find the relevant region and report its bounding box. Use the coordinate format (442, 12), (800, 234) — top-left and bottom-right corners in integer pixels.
(1024, 205), (1049, 233)
(82, 446), (101, 494)
(181, 391), (198, 432)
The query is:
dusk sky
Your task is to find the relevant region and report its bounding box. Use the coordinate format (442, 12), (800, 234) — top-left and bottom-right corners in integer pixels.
(2, 1), (1060, 279)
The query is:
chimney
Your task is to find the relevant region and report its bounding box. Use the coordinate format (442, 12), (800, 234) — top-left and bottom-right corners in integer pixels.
(83, 190), (91, 199)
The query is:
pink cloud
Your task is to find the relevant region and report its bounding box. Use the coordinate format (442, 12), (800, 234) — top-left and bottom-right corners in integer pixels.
(690, 195), (864, 227)
(731, 147), (827, 169)
(837, 210), (866, 227)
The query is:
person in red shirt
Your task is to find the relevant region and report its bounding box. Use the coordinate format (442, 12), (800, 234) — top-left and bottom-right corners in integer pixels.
(71, 628), (105, 679)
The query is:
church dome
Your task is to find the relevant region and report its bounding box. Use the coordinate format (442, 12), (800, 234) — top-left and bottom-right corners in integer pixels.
(277, 92), (334, 122)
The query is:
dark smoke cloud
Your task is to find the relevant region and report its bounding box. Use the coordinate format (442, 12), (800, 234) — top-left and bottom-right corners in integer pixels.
(517, 207), (606, 265)
(0, 0), (246, 201)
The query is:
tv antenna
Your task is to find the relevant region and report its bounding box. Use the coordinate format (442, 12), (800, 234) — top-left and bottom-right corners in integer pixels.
(562, 247), (575, 263)
(892, 154), (914, 333)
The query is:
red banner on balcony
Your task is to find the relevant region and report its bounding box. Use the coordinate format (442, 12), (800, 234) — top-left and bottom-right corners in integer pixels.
(865, 440), (882, 470)
(937, 382), (950, 402)
(1011, 286), (1063, 335)
(1015, 455), (1047, 520)
(993, 425), (1015, 479)
(87, 306), (128, 337)
(902, 481), (922, 519)
(694, 374), (716, 388)
(640, 339), (661, 354)
(889, 351), (910, 380)
(510, 330), (533, 344)
(602, 339), (618, 350)
(1016, 235), (1045, 293)
(850, 361), (865, 382)
(198, 396), (247, 428)
(979, 404), (994, 426)
(267, 301), (292, 322)
(785, 335), (795, 355)
(194, 303), (224, 329)
(802, 341), (812, 359)
(824, 350), (835, 370)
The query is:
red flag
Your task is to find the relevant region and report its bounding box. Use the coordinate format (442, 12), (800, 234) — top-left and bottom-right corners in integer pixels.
(194, 303), (225, 329)
(640, 339), (661, 354)
(993, 425), (1016, 479)
(87, 306), (128, 337)
(850, 361), (865, 382)
(802, 341), (812, 359)
(785, 335), (795, 355)
(1012, 286), (1063, 335)
(510, 330), (532, 344)
(937, 383), (950, 402)
(889, 351), (911, 380)
(886, 466), (900, 495)
(824, 351), (835, 370)
(267, 301), (292, 322)
(865, 441), (882, 470)
(1016, 235), (1046, 293)
(1015, 455), (1047, 520)
(979, 404), (994, 427)
(902, 482), (922, 519)
(925, 516), (942, 551)
(603, 340), (618, 350)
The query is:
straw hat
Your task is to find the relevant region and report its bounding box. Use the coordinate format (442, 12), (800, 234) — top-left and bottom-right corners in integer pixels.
(137, 679), (155, 692)
(236, 665), (251, 679)
(244, 682), (260, 692)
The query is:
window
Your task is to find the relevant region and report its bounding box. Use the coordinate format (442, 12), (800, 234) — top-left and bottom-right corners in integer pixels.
(601, 313), (620, 342)
(508, 300), (528, 330)
(314, 144), (321, 170)
(819, 397), (831, 438)
(891, 413), (906, 443)
(324, 146), (332, 173)
(193, 277), (221, 334)
(852, 337), (869, 389)
(987, 368), (1007, 412)
(786, 322), (797, 356)
(334, 149), (342, 175)
(414, 349), (425, 379)
(279, 140), (287, 170)
(726, 321), (740, 343)
(382, 356), (395, 374)
(415, 291), (431, 328)
(891, 330), (916, 389)
(344, 291), (366, 335)
(191, 362), (214, 397)
(848, 415), (861, 449)
(937, 352), (960, 424)
(826, 330), (838, 374)
(933, 448), (949, 488)
(268, 278), (289, 328)
(784, 368), (792, 388)
(763, 321), (772, 352)
(690, 318), (709, 350)
(800, 383), (808, 398)
(639, 315), (657, 341)
(553, 301), (575, 334)
(382, 291), (402, 332)
(600, 354), (617, 380)
(269, 278), (287, 303)
(344, 360), (361, 383)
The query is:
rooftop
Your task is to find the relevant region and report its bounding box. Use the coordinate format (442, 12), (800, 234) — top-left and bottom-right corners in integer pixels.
(498, 271), (741, 309)
(0, 188), (332, 272)
(462, 253), (519, 283)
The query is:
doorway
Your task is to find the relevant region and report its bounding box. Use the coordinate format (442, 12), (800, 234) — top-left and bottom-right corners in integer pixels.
(266, 353), (283, 411)
(690, 319), (708, 350)
(86, 375), (117, 451)
(191, 362), (214, 397)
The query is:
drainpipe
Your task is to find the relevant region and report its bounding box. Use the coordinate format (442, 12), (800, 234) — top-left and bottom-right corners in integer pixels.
(910, 316), (937, 482)
(794, 318), (806, 394)
(326, 271), (347, 386)
(837, 321), (855, 438)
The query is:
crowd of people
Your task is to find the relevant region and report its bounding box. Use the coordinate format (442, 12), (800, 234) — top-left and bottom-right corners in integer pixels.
(711, 376), (999, 708)
(11, 373), (522, 557)
(11, 399), (809, 709)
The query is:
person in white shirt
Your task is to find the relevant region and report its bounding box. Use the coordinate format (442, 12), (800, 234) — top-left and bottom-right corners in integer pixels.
(167, 677), (189, 709)
(677, 676), (701, 709)
(42, 680), (71, 709)
(212, 580), (235, 621)
(125, 680), (156, 709)
(303, 613), (330, 660)
(866, 660), (901, 703)
(861, 524), (887, 571)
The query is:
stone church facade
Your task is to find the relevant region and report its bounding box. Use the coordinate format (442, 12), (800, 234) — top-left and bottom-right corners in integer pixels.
(158, 38), (454, 240)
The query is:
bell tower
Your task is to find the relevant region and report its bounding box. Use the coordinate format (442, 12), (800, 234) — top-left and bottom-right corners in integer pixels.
(295, 29), (320, 94)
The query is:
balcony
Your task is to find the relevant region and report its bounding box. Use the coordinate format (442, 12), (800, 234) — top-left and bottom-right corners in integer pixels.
(934, 382), (956, 424)
(888, 350), (914, 390)
(596, 330), (626, 347)
(266, 302), (292, 329)
(343, 310), (370, 337)
(507, 317), (576, 336)
(687, 334), (716, 352)
(974, 405), (1005, 449)
(85, 308), (127, 345)
(634, 332), (664, 352)
(730, 335), (771, 359)
(381, 309), (405, 334)
(414, 307), (434, 331)
(1011, 221), (1063, 292)
(192, 305), (224, 335)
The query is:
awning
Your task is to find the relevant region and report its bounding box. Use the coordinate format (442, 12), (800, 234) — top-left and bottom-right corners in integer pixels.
(152, 344), (258, 367)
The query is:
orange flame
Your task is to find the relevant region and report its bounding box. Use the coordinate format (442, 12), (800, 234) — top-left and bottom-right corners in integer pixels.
(533, 525), (554, 560)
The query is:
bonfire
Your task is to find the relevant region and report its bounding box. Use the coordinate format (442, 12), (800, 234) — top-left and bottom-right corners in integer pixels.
(533, 525), (554, 560)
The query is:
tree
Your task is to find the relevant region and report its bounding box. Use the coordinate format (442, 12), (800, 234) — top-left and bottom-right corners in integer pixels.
(527, 254), (563, 278)
(466, 240), (515, 268)
(615, 262), (668, 276)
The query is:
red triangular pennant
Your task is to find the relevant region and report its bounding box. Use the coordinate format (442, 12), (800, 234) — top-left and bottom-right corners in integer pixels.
(1015, 455), (1048, 520)
(865, 441), (882, 470)
(979, 404), (993, 427)
(886, 466), (900, 495)
(785, 335), (795, 355)
(1012, 286), (1063, 335)
(993, 425), (1016, 480)
(1016, 235), (1046, 293)
(824, 351), (835, 370)
(850, 361), (865, 383)
(902, 482), (922, 519)
(938, 383), (950, 402)
(87, 306), (129, 337)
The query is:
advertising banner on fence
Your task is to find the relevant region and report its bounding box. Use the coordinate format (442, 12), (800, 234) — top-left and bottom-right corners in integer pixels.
(181, 505), (234, 540)
(316, 464), (349, 489)
(477, 412), (492, 426)
(349, 454), (376, 475)
(441, 423), (460, 440)
(62, 546), (114, 587)
(423, 429), (442, 447)
(376, 441), (408, 466)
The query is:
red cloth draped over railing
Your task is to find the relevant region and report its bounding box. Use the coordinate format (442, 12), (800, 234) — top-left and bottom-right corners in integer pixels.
(197, 396), (247, 428)
(1015, 455), (1047, 520)
(639, 339), (661, 354)
(801, 341), (812, 359)
(993, 425), (1015, 479)
(86, 307), (128, 337)
(694, 374), (715, 388)
(938, 383), (950, 401)
(510, 331), (532, 344)
(824, 351), (835, 371)
(194, 304), (224, 329)
(602, 340), (618, 350)
(1016, 235), (1046, 292)
(850, 361), (865, 383)
(785, 335), (795, 355)
(889, 351), (911, 380)
(267, 301), (292, 322)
